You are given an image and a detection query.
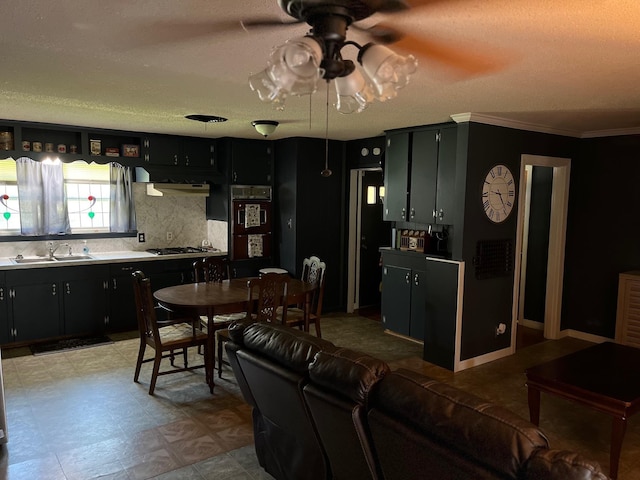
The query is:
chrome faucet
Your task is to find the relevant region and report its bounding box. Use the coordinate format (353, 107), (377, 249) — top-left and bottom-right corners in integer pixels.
(47, 242), (71, 259)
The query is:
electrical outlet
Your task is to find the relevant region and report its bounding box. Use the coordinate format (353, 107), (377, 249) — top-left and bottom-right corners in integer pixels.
(138, 232), (145, 243)
(166, 231), (173, 241)
(495, 323), (507, 335)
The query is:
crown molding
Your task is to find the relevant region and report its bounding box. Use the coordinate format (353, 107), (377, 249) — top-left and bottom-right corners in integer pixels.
(450, 113), (640, 139)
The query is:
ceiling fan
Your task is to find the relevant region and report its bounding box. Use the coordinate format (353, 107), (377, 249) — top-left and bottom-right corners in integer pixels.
(241, 0), (505, 79)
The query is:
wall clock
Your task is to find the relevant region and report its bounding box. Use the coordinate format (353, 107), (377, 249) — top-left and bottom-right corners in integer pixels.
(481, 164), (516, 223)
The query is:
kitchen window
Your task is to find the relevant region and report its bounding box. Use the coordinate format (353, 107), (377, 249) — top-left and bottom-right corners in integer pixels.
(0, 158), (135, 236)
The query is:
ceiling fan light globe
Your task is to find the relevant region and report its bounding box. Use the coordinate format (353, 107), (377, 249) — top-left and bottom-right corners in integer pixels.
(335, 69), (375, 114)
(360, 44), (417, 98)
(249, 69), (289, 108)
(268, 36), (323, 96)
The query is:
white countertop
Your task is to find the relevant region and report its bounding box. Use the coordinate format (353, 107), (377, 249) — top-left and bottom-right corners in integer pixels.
(0, 250), (227, 270)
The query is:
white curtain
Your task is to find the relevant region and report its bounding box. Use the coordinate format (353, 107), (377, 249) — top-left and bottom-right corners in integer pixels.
(16, 157), (71, 235)
(109, 163), (137, 232)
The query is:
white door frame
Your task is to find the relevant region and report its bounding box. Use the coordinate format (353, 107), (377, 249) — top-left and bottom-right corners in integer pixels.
(346, 169), (364, 313)
(511, 154), (571, 348)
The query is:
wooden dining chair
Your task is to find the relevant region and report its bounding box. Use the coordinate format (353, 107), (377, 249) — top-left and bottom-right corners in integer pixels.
(284, 256), (326, 337)
(217, 272), (290, 378)
(194, 256), (246, 378)
(193, 256), (230, 283)
(132, 271), (211, 395)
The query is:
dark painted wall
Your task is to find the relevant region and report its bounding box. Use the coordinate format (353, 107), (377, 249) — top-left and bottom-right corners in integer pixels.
(274, 137), (347, 312)
(562, 134), (640, 337)
(458, 122), (576, 359)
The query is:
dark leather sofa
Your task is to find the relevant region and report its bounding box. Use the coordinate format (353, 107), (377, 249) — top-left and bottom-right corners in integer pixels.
(225, 320), (609, 480)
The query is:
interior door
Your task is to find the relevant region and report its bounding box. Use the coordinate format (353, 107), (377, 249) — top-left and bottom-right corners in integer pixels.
(359, 170), (391, 309)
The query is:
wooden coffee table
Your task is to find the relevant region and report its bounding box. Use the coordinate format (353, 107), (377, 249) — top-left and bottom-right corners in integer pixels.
(525, 341), (640, 479)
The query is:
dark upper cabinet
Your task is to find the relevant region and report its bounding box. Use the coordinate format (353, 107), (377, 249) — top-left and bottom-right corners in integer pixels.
(383, 125), (457, 225)
(383, 132), (410, 222)
(226, 139), (273, 185)
(142, 134), (216, 168)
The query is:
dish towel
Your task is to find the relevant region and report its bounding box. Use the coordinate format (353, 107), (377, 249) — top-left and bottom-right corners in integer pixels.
(248, 234), (263, 258)
(245, 204), (261, 228)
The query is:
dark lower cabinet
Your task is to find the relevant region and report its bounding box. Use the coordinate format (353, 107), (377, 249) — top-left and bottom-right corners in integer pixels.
(381, 249), (461, 370)
(0, 274), (7, 345)
(5, 269), (63, 343)
(107, 258), (197, 333)
(0, 257), (203, 346)
(62, 265), (109, 336)
(381, 263), (426, 340)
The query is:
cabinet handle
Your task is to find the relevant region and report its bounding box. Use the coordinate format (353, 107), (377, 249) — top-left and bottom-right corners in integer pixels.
(121, 266), (133, 272)
(401, 207), (406, 220)
(113, 278), (117, 290)
(433, 209), (437, 220)
(410, 208), (415, 219)
(233, 172), (238, 183)
(9, 288), (15, 299)
(65, 282), (71, 294)
(52, 283), (57, 296)
(144, 153), (150, 162)
(104, 316), (109, 326)
(405, 272), (411, 284)
(173, 154), (178, 166)
(414, 273), (420, 286)
(438, 209), (444, 221)
(103, 280), (108, 290)
(185, 155), (189, 166)
(0, 287), (3, 301)
(144, 138), (150, 148)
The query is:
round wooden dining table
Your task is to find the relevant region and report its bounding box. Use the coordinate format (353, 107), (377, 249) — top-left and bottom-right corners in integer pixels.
(153, 277), (316, 390)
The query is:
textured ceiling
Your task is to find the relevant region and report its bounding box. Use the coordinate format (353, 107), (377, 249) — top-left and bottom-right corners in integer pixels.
(1, 0), (639, 141)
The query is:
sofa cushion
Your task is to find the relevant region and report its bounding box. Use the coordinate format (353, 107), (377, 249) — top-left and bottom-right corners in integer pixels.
(370, 369), (549, 479)
(230, 320), (336, 373)
(309, 348), (390, 405)
(523, 449), (608, 480)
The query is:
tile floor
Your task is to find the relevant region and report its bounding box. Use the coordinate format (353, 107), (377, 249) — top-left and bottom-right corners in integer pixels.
(0, 313), (639, 479)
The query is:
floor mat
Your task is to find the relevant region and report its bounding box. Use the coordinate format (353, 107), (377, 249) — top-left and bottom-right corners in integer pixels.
(30, 336), (113, 355)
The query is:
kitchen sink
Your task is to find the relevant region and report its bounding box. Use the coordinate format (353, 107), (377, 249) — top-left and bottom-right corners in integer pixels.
(12, 256), (57, 264)
(53, 254), (93, 261)
(11, 254), (93, 264)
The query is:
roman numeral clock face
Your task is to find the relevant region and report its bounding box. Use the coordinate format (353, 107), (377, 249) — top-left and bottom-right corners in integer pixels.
(482, 164), (516, 223)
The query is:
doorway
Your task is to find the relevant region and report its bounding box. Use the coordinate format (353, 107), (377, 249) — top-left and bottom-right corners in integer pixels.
(347, 169), (391, 314)
(512, 155), (571, 347)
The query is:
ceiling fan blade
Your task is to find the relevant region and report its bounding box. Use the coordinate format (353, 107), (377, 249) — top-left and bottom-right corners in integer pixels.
(123, 17), (300, 49)
(367, 23), (511, 78)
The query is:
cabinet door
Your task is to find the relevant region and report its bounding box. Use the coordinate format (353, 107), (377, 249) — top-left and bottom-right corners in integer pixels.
(182, 137), (216, 168)
(0, 279), (8, 345)
(410, 129), (438, 223)
(143, 134), (181, 165)
(409, 268), (427, 341)
(230, 140), (272, 185)
(423, 261), (459, 370)
(434, 127), (457, 225)
(383, 132), (409, 221)
(62, 266), (109, 336)
(10, 282), (61, 342)
(108, 264), (140, 332)
(381, 264), (411, 336)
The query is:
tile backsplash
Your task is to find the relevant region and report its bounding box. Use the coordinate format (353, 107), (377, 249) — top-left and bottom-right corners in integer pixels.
(0, 183), (228, 258)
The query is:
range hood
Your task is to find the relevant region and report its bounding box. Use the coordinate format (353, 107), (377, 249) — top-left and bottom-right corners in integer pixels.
(145, 183), (210, 197)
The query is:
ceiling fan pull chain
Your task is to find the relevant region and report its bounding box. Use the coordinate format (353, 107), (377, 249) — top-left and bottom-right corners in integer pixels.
(321, 81), (332, 177)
